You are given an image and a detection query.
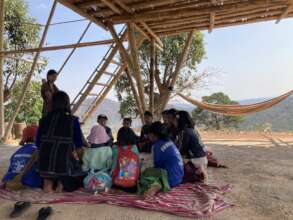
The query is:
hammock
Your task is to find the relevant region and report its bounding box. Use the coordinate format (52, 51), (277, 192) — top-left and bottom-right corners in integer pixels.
(177, 90), (293, 116)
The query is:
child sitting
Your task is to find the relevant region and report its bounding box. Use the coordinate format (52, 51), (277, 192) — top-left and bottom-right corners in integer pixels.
(2, 125), (42, 190)
(82, 124), (112, 193)
(111, 127), (140, 193)
(83, 124), (112, 172)
(138, 121), (184, 199)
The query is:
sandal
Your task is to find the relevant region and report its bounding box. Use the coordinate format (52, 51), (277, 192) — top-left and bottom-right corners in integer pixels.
(37, 207), (53, 220)
(9, 201), (31, 218)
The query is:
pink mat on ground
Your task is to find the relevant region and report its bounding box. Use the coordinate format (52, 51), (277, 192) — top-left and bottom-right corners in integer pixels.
(0, 183), (233, 218)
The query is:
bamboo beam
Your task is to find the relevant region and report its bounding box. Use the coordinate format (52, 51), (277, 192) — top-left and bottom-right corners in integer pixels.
(4, 56), (46, 64)
(157, 31), (194, 112)
(140, 22), (163, 48)
(0, 0), (4, 138)
(147, 3), (286, 29)
(58, 21), (92, 74)
(128, 22), (146, 113)
(155, 7), (293, 35)
(158, 11), (293, 36)
(108, 0), (284, 23)
(275, 3), (293, 23)
(1, 39), (117, 55)
(3, 0), (57, 142)
(101, 0), (122, 14)
(149, 38), (155, 114)
(57, 0), (107, 30)
(107, 24), (144, 121)
(84, 0), (181, 16)
(112, 0), (164, 49)
(209, 12), (215, 33)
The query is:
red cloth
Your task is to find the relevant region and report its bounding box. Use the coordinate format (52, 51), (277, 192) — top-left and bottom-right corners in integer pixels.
(0, 183), (233, 218)
(21, 125), (38, 142)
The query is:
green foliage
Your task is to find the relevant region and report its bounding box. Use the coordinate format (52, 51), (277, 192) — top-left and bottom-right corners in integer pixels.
(3, 0), (45, 100)
(115, 32), (205, 118)
(5, 80), (43, 123)
(192, 92), (244, 130)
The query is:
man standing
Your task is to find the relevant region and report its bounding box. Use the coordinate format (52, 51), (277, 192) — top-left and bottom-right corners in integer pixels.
(41, 69), (59, 116)
(97, 114), (113, 146)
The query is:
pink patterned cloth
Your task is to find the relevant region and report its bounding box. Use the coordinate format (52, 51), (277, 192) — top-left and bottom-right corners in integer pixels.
(0, 183), (233, 218)
(87, 125), (109, 145)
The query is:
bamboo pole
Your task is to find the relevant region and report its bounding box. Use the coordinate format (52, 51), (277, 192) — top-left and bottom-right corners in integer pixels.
(128, 22), (146, 113)
(3, 1), (58, 142)
(0, 0), (4, 139)
(57, 0), (107, 30)
(149, 38), (155, 114)
(147, 4), (286, 29)
(109, 0), (285, 23)
(209, 12), (215, 33)
(58, 21), (92, 74)
(3, 56), (46, 64)
(156, 9), (293, 36)
(275, 3), (293, 23)
(101, 0), (122, 14)
(112, 0), (164, 50)
(1, 39), (117, 55)
(107, 24), (144, 121)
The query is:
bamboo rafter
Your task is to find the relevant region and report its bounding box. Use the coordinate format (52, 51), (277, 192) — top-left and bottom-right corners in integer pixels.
(59, 0), (293, 36)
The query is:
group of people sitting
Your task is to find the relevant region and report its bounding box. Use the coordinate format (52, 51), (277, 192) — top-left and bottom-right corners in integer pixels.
(2, 70), (210, 199)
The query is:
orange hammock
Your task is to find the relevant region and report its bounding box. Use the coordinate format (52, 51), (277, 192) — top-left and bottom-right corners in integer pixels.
(177, 90), (293, 116)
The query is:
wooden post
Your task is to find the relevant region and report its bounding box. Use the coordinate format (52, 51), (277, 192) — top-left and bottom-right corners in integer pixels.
(149, 37), (155, 114)
(3, 0), (57, 142)
(127, 22), (146, 112)
(0, 0), (4, 139)
(108, 24), (144, 121)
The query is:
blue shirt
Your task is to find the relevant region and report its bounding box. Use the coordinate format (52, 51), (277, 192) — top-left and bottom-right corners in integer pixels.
(2, 143), (42, 188)
(153, 139), (184, 187)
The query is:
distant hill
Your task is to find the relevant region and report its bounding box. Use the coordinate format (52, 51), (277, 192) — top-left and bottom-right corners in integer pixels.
(77, 96), (293, 133)
(239, 96), (293, 132)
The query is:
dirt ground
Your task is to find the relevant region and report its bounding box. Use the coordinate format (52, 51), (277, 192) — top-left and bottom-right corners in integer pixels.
(0, 132), (293, 220)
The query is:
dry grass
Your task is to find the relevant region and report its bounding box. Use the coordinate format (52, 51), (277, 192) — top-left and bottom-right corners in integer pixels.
(0, 132), (293, 220)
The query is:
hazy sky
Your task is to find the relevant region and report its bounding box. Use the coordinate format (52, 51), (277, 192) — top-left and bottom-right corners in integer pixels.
(25, 0), (293, 102)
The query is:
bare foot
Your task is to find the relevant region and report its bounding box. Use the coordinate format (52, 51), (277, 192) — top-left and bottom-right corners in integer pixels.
(144, 184), (161, 199)
(43, 179), (54, 193)
(56, 182), (63, 193)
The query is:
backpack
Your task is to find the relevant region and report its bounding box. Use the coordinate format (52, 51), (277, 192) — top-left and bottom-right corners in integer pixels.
(83, 170), (112, 193)
(112, 145), (140, 188)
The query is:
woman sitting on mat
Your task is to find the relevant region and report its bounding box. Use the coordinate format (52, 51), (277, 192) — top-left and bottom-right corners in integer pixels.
(36, 91), (85, 193)
(176, 111), (208, 183)
(138, 121), (184, 199)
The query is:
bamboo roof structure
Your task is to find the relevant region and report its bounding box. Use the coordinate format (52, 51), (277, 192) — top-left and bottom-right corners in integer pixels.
(58, 0), (293, 35)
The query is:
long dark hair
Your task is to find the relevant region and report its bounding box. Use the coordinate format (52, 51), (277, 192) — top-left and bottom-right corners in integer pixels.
(117, 127), (138, 145)
(149, 121), (169, 140)
(51, 91), (71, 114)
(176, 111), (195, 131)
